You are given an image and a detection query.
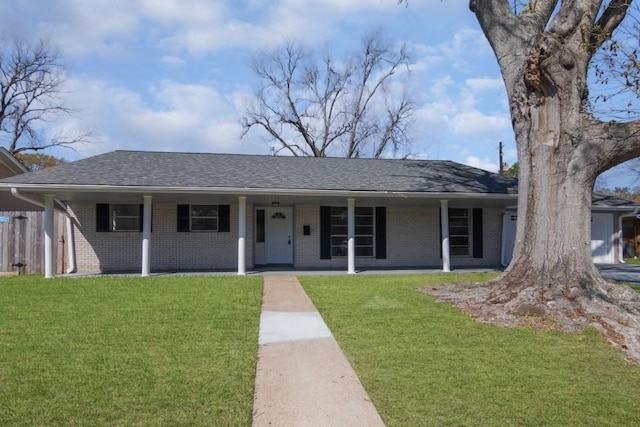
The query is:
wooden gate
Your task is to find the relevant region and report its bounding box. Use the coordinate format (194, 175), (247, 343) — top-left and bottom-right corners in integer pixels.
(0, 211), (66, 275)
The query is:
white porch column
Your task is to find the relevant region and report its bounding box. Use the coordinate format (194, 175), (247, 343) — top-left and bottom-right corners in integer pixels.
(44, 195), (54, 278)
(440, 200), (451, 272)
(141, 195), (152, 277)
(65, 216), (77, 274)
(347, 198), (356, 274)
(238, 196), (247, 275)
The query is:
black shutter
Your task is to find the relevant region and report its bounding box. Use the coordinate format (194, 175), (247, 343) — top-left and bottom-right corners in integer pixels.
(177, 204), (190, 232)
(320, 206), (331, 259)
(473, 208), (483, 258)
(96, 204), (110, 232)
(218, 205), (230, 232)
(375, 207), (386, 259)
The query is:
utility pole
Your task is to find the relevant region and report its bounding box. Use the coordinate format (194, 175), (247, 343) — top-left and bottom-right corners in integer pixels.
(498, 141), (504, 175)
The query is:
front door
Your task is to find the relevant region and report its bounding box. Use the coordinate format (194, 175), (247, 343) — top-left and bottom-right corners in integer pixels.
(265, 207), (293, 264)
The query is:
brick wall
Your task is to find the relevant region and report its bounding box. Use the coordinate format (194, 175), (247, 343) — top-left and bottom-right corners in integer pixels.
(70, 201), (502, 272)
(294, 205), (503, 269)
(70, 202), (253, 272)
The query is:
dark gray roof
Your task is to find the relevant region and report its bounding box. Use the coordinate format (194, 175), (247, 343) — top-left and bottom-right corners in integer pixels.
(0, 150), (519, 194)
(592, 192), (638, 207)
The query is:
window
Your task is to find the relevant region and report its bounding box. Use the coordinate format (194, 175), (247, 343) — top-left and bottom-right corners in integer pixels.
(111, 204), (140, 231)
(96, 203), (148, 232)
(177, 204), (230, 232)
(449, 208), (470, 256)
(256, 209), (265, 243)
(190, 205), (218, 231)
(330, 207), (374, 257)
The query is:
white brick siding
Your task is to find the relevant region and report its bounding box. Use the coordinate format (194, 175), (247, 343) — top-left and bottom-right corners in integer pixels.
(294, 205), (503, 269)
(70, 202), (253, 272)
(70, 201), (501, 272)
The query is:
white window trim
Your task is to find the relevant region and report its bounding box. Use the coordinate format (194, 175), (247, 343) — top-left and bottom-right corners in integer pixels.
(111, 204), (140, 232)
(190, 204), (219, 232)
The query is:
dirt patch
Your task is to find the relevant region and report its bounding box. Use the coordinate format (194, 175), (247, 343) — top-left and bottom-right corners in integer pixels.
(0, 272), (19, 277)
(421, 279), (640, 364)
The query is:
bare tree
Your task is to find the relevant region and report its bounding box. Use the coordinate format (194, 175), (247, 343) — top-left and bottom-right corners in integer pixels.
(0, 38), (89, 155)
(242, 30), (414, 158)
(416, 1), (640, 362)
(590, 3), (640, 120)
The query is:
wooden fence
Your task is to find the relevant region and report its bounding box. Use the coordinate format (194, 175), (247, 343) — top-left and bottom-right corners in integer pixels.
(0, 211), (66, 275)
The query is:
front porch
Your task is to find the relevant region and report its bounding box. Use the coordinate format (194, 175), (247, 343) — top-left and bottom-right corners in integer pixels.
(33, 190), (512, 278)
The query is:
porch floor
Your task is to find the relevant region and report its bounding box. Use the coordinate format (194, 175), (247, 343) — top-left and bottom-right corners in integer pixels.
(64, 266), (504, 278)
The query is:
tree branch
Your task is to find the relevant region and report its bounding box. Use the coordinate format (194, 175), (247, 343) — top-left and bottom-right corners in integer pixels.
(469, 0), (530, 85)
(577, 118), (640, 178)
(520, 0), (560, 32)
(591, 0), (632, 52)
(0, 38), (89, 155)
(242, 31), (414, 158)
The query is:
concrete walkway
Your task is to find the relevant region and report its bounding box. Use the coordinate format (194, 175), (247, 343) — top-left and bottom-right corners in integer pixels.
(252, 276), (385, 427)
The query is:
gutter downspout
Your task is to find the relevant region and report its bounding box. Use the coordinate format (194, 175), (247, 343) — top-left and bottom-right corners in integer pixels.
(11, 188), (77, 274)
(618, 208), (640, 263)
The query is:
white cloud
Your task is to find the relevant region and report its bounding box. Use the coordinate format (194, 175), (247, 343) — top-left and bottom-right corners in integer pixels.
(413, 27), (491, 73)
(4, 0), (429, 57)
(505, 147), (518, 163)
(161, 55), (186, 67)
(465, 77), (504, 92)
(33, 0), (140, 55)
(464, 156), (499, 172)
(58, 77), (263, 160)
(139, 0), (227, 26)
(451, 111), (510, 137)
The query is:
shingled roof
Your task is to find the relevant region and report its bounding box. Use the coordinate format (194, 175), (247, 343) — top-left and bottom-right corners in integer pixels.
(0, 150), (519, 195)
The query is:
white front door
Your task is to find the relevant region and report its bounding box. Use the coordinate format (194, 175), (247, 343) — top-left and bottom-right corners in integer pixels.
(265, 207), (293, 264)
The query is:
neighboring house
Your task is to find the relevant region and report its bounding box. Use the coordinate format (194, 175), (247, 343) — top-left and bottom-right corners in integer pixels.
(0, 150), (634, 277)
(0, 147), (37, 210)
(501, 193), (640, 266)
(0, 147), (71, 274)
(621, 216), (640, 258)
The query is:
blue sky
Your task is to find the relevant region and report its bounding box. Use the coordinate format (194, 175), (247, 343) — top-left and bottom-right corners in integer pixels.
(0, 0), (634, 187)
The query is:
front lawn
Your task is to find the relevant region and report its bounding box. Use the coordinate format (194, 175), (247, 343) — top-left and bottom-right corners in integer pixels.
(301, 274), (640, 426)
(0, 275), (262, 426)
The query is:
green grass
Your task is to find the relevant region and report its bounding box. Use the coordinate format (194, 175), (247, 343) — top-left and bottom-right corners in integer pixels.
(623, 257), (640, 265)
(0, 275), (262, 426)
(301, 273), (640, 426)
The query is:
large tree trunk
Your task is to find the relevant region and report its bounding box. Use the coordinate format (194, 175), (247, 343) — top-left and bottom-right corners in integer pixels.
(428, 4), (640, 362)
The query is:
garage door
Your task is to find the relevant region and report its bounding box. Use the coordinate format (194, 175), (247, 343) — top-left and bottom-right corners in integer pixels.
(591, 213), (614, 264)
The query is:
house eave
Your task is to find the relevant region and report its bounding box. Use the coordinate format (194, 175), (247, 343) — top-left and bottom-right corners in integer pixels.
(0, 183), (519, 200)
(591, 206), (640, 212)
(0, 147), (29, 175)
